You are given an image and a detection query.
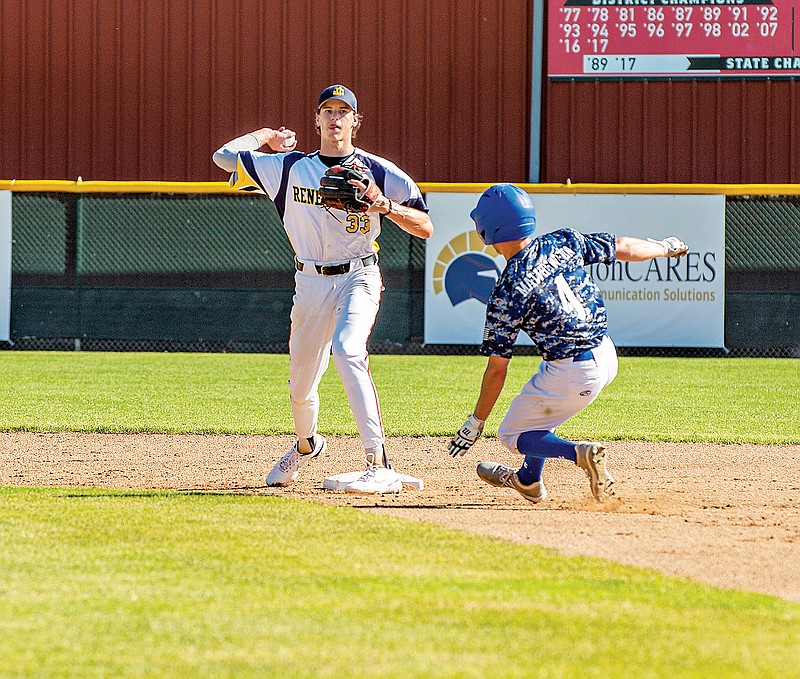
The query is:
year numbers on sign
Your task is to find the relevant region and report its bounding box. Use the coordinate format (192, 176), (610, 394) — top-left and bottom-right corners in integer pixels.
(585, 56), (637, 72)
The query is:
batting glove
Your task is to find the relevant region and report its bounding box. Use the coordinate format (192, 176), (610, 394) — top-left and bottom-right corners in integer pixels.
(448, 414), (485, 457)
(647, 236), (689, 258)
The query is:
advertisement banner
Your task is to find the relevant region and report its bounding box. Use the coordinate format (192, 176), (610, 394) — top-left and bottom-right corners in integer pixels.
(0, 191), (10, 342)
(424, 192), (725, 348)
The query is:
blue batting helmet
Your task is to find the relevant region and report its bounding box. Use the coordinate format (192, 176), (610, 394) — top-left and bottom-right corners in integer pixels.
(470, 183), (537, 245)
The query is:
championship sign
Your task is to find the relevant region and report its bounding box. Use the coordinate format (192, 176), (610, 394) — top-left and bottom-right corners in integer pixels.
(0, 191), (11, 342)
(549, 1), (800, 78)
(424, 192), (725, 348)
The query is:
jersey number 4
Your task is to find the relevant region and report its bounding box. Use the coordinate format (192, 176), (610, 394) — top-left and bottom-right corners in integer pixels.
(345, 214), (370, 234)
(555, 274), (589, 321)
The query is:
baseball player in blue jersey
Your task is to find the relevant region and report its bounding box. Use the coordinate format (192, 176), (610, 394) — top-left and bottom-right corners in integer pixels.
(213, 84), (433, 494)
(448, 183), (688, 503)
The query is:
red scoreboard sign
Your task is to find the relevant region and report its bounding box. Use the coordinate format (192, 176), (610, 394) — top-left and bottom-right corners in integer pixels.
(548, 0), (800, 78)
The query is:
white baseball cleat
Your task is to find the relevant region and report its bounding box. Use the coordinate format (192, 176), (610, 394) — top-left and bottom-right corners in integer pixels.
(574, 441), (615, 501)
(476, 461), (548, 503)
(344, 462), (403, 495)
(266, 435), (326, 487)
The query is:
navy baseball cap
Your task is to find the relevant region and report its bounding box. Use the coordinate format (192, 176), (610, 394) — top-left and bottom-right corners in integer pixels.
(317, 84), (358, 112)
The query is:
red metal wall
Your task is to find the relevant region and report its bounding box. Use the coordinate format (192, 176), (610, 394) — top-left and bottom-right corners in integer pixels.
(4, 1), (797, 185)
(541, 78), (800, 184)
(0, 0), (531, 183)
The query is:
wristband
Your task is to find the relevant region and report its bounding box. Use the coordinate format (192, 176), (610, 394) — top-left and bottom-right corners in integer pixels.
(383, 199), (394, 216)
(467, 413), (486, 428)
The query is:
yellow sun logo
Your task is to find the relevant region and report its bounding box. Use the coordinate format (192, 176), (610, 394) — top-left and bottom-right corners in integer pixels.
(433, 231), (498, 295)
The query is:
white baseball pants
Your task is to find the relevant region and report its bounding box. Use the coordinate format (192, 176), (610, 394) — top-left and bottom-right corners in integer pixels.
(498, 335), (619, 454)
(288, 263), (384, 451)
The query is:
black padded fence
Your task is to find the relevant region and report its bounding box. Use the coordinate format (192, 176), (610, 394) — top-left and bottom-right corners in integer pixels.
(4, 191), (799, 357)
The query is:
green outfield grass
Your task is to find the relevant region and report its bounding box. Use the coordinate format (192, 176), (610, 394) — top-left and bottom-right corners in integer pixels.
(2, 486), (799, 678)
(1, 351), (799, 677)
(0, 352), (797, 443)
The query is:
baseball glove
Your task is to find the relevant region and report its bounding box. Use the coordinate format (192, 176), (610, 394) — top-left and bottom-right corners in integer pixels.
(319, 165), (379, 213)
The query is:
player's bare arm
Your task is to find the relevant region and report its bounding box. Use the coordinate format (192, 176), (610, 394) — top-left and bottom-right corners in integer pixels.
(474, 355), (510, 422)
(448, 355), (509, 457)
(370, 196), (434, 239)
(319, 169), (432, 240)
(616, 235), (688, 261)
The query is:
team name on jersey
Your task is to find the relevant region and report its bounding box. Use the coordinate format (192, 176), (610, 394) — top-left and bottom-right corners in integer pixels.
(292, 186), (324, 206)
(517, 245), (576, 295)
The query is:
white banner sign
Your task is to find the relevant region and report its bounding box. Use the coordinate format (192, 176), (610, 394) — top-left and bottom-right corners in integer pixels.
(424, 193), (725, 348)
(0, 191), (11, 342)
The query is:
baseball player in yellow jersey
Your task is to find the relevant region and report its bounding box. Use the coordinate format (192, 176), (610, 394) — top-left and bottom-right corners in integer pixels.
(213, 85), (433, 494)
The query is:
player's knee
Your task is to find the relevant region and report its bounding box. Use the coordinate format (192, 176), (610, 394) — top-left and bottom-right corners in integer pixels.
(289, 386), (318, 409)
(290, 397), (316, 412)
(331, 341), (368, 368)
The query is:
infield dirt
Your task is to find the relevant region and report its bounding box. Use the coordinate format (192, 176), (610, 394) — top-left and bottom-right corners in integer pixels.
(2, 432), (798, 603)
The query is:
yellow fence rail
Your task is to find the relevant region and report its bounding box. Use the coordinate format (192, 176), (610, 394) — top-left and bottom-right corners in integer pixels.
(2, 179), (800, 196)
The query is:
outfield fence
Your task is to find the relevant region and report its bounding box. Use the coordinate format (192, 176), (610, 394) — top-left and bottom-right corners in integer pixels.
(1, 181), (798, 357)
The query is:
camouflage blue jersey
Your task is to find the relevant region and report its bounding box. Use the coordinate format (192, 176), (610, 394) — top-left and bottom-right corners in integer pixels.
(480, 229), (616, 361)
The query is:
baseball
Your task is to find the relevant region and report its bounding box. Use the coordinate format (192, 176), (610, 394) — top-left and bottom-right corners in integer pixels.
(282, 136), (296, 149)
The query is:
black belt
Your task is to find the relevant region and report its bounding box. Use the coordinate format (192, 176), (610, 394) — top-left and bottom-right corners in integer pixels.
(295, 253), (377, 276)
